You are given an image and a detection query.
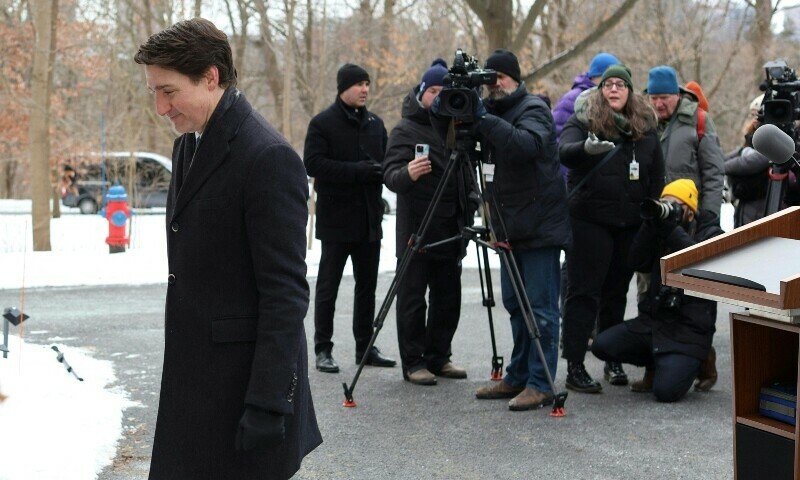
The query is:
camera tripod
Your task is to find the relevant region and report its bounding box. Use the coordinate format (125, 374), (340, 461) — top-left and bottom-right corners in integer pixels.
(342, 126), (568, 417)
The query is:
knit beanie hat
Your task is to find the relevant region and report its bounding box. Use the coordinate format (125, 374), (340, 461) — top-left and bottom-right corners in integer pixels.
(647, 66), (679, 95)
(588, 53), (621, 78)
(662, 179), (699, 213)
(337, 63), (370, 94)
(684, 81), (709, 112)
(600, 64), (633, 89)
(485, 49), (521, 83)
(419, 58), (449, 95)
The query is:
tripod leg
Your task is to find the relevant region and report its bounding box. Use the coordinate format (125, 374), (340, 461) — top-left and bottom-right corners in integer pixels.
(496, 247), (568, 416)
(342, 149), (466, 406)
(475, 241), (503, 380)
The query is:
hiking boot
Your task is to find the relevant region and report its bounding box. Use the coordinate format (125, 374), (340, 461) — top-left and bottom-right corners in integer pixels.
(630, 367), (655, 393)
(604, 361), (629, 386)
(565, 361), (602, 393)
(694, 346), (717, 392)
(508, 388), (555, 411)
(404, 368), (437, 386)
(432, 362), (467, 379)
(475, 381), (524, 399)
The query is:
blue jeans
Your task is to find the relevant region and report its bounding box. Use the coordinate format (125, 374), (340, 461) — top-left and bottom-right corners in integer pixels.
(500, 247), (561, 393)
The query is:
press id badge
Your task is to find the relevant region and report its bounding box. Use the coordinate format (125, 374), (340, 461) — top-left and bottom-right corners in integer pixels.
(483, 163), (495, 183)
(629, 160), (639, 181)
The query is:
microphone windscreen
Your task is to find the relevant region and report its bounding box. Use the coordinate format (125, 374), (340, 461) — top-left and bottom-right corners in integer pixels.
(753, 124), (796, 165)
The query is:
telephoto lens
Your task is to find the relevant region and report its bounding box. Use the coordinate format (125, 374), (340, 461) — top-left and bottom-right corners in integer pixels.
(640, 198), (683, 223)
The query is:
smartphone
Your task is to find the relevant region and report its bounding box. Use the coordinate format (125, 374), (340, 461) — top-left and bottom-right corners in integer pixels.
(415, 144), (429, 158)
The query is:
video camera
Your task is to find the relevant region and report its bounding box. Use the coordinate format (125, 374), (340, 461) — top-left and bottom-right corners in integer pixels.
(640, 198), (683, 223)
(436, 49), (496, 124)
(759, 59), (800, 135)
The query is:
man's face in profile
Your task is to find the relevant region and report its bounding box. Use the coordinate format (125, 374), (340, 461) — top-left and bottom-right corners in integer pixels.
(145, 65), (218, 134)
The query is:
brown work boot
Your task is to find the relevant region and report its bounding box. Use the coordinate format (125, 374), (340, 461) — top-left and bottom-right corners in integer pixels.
(405, 368), (437, 386)
(695, 346), (717, 392)
(630, 367), (655, 393)
(475, 381), (524, 399)
(508, 387), (555, 411)
(434, 362), (467, 379)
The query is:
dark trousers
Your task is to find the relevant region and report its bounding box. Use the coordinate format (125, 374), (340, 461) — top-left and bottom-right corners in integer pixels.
(592, 322), (702, 402)
(562, 217), (637, 363)
(314, 240), (380, 356)
(395, 256), (462, 374)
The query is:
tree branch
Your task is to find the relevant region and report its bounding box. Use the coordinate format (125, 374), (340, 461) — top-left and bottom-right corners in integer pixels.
(522, 0), (640, 83)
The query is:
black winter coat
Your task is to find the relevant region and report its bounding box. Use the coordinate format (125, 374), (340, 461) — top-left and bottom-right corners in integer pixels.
(477, 84), (571, 251)
(149, 89), (321, 480)
(560, 115), (665, 227)
(304, 96), (387, 243)
(626, 218), (724, 360)
(384, 88), (474, 259)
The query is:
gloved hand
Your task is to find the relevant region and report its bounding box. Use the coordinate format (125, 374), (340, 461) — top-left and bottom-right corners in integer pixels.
(584, 132), (615, 156)
(235, 405), (285, 451)
(354, 161), (383, 183)
(647, 217), (678, 239)
(470, 89), (487, 120)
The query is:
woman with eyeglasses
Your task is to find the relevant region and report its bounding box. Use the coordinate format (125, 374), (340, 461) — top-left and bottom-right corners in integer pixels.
(557, 64), (665, 394)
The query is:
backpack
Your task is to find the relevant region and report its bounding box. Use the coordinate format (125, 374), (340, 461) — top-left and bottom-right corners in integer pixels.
(696, 108), (705, 141)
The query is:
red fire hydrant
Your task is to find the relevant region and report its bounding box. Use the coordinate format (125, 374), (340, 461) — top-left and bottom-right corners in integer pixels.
(101, 185), (131, 254)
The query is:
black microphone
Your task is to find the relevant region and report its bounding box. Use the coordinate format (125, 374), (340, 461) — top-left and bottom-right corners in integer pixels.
(752, 124), (797, 166)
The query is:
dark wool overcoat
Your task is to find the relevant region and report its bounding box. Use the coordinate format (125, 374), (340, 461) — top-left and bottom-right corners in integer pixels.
(148, 89), (321, 480)
(303, 96), (387, 243)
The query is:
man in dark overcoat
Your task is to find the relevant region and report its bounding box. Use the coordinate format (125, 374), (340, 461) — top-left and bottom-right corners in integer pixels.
(303, 63), (396, 373)
(135, 18), (321, 479)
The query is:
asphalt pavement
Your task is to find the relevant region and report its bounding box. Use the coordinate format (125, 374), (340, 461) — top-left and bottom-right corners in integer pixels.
(0, 266), (736, 479)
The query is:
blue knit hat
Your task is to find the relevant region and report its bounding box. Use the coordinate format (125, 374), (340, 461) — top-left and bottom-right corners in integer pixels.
(419, 58), (448, 94)
(588, 52), (620, 78)
(647, 66), (680, 94)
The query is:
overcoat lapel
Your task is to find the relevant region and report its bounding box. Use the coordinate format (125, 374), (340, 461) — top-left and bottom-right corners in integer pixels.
(170, 88), (248, 222)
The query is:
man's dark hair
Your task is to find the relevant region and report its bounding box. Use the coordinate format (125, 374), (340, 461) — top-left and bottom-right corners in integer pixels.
(134, 18), (237, 89)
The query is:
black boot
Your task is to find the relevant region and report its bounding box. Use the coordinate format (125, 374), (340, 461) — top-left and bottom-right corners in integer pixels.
(566, 361), (602, 393)
(603, 361), (629, 386)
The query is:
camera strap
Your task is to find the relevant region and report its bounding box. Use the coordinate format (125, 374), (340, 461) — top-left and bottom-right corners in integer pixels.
(566, 143), (622, 199)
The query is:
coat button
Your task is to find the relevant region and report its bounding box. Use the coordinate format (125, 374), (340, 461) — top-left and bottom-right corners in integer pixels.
(171, 222), (179, 232)
(167, 274), (176, 284)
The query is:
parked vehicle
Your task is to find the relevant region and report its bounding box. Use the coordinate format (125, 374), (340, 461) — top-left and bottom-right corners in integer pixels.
(60, 152), (172, 214)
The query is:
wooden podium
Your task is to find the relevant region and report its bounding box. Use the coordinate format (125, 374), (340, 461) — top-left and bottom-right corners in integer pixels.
(662, 206), (800, 480)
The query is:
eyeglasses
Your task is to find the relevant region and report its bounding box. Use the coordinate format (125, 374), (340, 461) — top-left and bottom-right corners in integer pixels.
(602, 81), (628, 91)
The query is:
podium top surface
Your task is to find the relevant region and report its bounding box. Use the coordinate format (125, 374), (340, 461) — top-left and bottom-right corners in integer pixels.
(662, 206), (800, 316)
(686, 236), (800, 295)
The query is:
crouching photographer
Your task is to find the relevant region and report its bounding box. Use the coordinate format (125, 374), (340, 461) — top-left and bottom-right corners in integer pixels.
(591, 179), (723, 402)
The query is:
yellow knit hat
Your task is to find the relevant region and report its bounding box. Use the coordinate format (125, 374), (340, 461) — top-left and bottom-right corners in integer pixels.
(661, 179), (698, 213)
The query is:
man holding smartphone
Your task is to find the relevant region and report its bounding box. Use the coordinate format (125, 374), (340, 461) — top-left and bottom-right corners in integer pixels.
(383, 59), (475, 385)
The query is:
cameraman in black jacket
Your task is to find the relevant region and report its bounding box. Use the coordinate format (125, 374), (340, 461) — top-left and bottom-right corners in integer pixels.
(591, 179), (723, 402)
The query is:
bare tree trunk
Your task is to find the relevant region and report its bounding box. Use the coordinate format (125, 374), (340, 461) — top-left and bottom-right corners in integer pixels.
(466, 0), (513, 49)
(255, 0), (285, 130)
(750, 0), (775, 87)
(29, 0), (58, 251)
(282, 0), (296, 142)
(194, 0), (201, 17)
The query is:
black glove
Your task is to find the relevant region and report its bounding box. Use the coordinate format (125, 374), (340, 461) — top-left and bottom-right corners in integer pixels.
(470, 89), (487, 120)
(354, 161), (383, 183)
(235, 405), (285, 451)
(652, 218), (678, 239)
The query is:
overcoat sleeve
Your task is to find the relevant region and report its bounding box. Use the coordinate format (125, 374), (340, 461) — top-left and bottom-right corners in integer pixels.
(242, 143), (310, 414)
